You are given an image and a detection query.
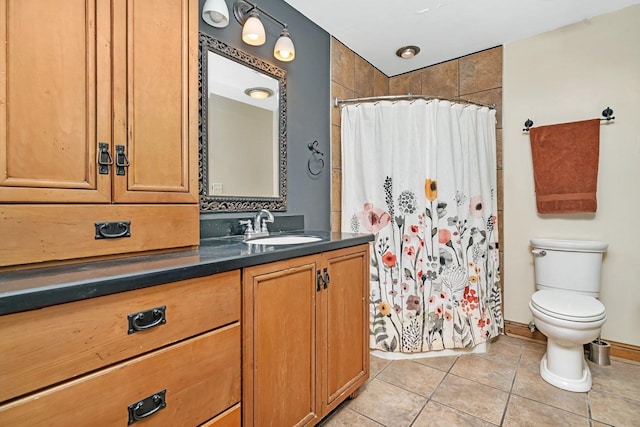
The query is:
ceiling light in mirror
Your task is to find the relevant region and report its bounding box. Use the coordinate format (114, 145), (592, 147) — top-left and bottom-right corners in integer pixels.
(244, 87), (274, 99)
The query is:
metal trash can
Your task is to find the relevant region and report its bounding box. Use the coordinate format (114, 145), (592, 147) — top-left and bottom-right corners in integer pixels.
(589, 338), (611, 365)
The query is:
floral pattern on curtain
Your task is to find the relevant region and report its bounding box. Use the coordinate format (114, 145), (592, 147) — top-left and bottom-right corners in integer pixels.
(341, 99), (502, 353)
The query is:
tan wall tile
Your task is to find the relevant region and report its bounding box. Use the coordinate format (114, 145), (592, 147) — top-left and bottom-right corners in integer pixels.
(389, 71), (422, 95)
(331, 38), (355, 90)
(331, 82), (353, 126)
(374, 68), (390, 96)
(463, 88), (503, 129)
(355, 55), (375, 97)
(331, 211), (342, 233)
(331, 168), (342, 212)
(421, 60), (459, 98)
(459, 46), (503, 95)
(331, 124), (342, 170)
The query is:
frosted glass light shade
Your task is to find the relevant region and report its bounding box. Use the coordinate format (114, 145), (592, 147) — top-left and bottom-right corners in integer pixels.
(242, 12), (266, 46)
(274, 29), (295, 62)
(202, 0), (229, 28)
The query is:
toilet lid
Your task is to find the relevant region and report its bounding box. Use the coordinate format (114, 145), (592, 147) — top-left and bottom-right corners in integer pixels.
(531, 290), (606, 322)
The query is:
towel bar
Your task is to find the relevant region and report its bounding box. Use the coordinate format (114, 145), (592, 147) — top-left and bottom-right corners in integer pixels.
(523, 107), (614, 132)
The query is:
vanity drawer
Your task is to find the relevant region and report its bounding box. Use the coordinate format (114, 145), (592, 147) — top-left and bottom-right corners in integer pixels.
(0, 324), (241, 426)
(201, 404), (241, 426)
(0, 270), (241, 403)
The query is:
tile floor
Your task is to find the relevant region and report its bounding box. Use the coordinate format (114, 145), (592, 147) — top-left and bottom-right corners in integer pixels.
(319, 335), (640, 426)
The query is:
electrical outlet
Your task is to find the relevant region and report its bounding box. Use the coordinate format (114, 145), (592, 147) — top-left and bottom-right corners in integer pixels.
(210, 182), (223, 194)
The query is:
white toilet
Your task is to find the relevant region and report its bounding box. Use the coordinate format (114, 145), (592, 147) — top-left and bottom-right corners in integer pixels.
(529, 238), (608, 392)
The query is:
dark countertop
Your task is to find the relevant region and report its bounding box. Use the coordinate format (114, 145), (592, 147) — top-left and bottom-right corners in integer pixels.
(0, 231), (373, 316)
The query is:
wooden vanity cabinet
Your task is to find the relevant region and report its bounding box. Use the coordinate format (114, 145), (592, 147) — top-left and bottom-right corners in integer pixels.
(242, 245), (370, 426)
(0, 271), (241, 426)
(0, 0), (199, 267)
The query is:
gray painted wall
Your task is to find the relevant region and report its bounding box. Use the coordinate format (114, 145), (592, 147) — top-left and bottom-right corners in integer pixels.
(198, 0), (331, 232)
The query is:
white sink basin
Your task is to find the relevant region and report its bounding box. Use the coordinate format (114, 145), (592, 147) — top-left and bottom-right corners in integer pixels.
(246, 235), (322, 245)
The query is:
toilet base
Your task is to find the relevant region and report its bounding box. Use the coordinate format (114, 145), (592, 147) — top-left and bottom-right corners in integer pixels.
(540, 353), (592, 392)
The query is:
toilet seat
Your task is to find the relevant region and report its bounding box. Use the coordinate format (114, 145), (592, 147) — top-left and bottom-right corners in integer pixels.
(531, 290), (606, 322)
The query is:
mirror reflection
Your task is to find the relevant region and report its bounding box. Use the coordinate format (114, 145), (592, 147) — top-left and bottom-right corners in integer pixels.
(199, 33), (287, 212)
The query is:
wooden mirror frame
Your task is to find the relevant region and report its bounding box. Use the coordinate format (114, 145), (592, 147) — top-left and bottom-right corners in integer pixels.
(198, 32), (287, 212)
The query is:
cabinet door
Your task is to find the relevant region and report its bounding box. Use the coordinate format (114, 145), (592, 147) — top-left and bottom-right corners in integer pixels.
(0, 0), (111, 203)
(243, 256), (321, 427)
(111, 0), (197, 204)
(320, 245), (370, 414)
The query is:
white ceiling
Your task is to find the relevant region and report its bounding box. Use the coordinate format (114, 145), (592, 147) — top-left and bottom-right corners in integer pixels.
(283, 0), (640, 77)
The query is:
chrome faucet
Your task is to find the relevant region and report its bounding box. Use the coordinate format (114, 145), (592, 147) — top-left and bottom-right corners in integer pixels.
(240, 209), (274, 240)
(254, 209), (274, 234)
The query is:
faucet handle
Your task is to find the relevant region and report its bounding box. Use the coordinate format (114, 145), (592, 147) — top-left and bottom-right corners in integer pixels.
(239, 219), (254, 234)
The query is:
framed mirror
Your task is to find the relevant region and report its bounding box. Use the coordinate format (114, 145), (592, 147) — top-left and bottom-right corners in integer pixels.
(199, 32), (287, 212)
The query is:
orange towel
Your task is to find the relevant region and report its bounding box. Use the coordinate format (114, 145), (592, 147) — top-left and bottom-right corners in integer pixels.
(529, 119), (600, 214)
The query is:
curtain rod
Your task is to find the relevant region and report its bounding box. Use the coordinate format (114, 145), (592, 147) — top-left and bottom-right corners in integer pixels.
(333, 94), (496, 110)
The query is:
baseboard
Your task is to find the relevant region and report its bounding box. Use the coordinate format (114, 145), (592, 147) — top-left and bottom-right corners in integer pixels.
(504, 320), (547, 344)
(504, 320), (640, 363)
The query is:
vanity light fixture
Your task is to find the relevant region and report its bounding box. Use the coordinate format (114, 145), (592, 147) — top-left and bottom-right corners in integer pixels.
(244, 87), (274, 99)
(241, 8), (266, 46)
(233, 0), (296, 62)
(396, 45), (421, 59)
(202, 0), (230, 28)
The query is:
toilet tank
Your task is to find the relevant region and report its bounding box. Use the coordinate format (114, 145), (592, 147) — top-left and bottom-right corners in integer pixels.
(531, 239), (608, 297)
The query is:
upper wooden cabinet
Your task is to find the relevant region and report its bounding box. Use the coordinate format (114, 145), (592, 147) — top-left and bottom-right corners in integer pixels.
(0, 0), (197, 204)
(0, 0), (199, 266)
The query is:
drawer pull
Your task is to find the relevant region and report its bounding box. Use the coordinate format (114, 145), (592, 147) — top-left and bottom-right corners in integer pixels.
(128, 306), (166, 334)
(128, 389), (166, 424)
(95, 221), (131, 239)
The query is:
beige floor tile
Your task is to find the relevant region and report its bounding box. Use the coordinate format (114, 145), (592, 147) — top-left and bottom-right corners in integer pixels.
(522, 340), (546, 352)
(502, 395), (590, 426)
(412, 401), (496, 427)
(589, 388), (640, 426)
(347, 378), (427, 427)
(431, 374), (509, 425)
(319, 407), (383, 426)
(412, 355), (459, 372)
(475, 339), (522, 367)
(493, 334), (526, 349)
(511, 368), (589, 417)
(519, 345), (545, 373)
(376, 359), (446, 397)
(370, 355), (392, 379)
(450, 354), (516, 392)
(588, 358), (640, 402)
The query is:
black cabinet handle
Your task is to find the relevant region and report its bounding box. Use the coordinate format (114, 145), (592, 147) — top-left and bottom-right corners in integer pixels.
(323, 268), (330, 289)
(97, 142), (113, 175)
(115, 144), (131, 176)
(316, 269), (324, 292)
(128, 390), (166, 424)
(128, 306), (166, 334)
(95, 221), (131, 239)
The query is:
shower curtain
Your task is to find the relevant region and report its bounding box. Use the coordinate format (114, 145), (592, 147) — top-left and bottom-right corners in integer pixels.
(341, 99), (502, 353)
